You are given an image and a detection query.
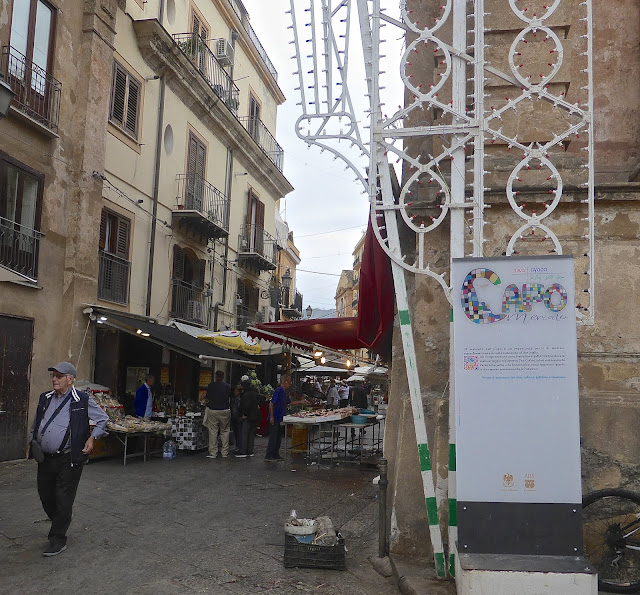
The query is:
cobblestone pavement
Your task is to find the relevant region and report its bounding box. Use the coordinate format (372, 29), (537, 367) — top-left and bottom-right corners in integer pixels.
(0, 436), (399, 595)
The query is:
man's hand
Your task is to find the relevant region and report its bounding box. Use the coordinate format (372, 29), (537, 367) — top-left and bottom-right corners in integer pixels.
(82, 436), (95, 454)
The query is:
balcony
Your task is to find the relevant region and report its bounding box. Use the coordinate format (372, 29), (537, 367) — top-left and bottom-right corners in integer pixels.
(98, 251), (130, 305)
(238, 224), (276, 271)
(173, 33), (240, 114)
(238, 116), (284, 172)
(228, 0), (278, 81)
(236, 305), (262, 331)
(170, 279), (207, 325)
(0, 216), (42, 282)
(1, 46), (61, 132)
(352, 297), (359, 308)
(281, 289), (303, 319)
(173, 173), (230, 241)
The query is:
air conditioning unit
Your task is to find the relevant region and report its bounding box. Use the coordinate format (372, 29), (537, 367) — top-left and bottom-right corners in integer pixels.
(215, 39), (234, 66)
(187, 300), (205, 323)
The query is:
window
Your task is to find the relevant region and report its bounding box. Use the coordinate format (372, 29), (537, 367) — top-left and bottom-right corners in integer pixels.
(248, 94), (261, 140)
(109, 61), (141, 140)
(9, 0), (55, 86)
(191, 10), (209, 71)
(246, 189), (265, 252)
(185, 131), (207, 210)
(0, 153), (44, 279)
(99, 209), (130, 259)
(98, 209), (131, 304)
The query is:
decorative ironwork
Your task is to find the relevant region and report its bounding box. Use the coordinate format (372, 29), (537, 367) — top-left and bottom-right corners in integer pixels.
(98, 251), (130, 305)
(238, 224), (276, 270)
(170, 279), (207, 324)
(1, 46), (61, 131)
(175, 173), (230, 236)
(0, 216), (42, 281)
(228, 0), (279, 81)
(173, 33), (240, 114)
(238, 116), (284, 171)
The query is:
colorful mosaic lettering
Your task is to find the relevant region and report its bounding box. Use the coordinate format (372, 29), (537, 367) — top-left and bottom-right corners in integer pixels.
(543, 283), (569, 312)
(521, 284), (544, 312)
(502, 284), (523, 314)
(460, 268), (505, 324)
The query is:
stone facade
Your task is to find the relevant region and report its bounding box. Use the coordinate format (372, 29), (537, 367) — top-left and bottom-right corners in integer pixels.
(384, 0), (640, 557)
(0, 0), (118, 459)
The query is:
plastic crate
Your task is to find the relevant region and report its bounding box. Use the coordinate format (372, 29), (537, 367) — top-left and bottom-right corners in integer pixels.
(284, 533), (346, 570)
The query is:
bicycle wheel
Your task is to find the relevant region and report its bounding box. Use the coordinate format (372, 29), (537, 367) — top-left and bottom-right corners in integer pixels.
(583, 488), (640, 593)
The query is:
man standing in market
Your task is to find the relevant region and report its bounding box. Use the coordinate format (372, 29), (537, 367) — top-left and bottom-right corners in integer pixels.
(134, 373), (155, 418)
(26, 362), (109, 556)
(266, 374), (296, 461)
(204, 370), (232, 458)
(235, 377), (263, 458)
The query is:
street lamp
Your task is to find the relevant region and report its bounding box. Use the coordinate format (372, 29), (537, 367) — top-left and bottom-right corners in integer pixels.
(0, 77), (15, 119)
(306, 305), (312, 319)
(281, 268), (292, 307)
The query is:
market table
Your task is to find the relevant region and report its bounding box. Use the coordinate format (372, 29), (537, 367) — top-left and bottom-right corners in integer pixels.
(331, 418), (384, 465)
(282, 409), (357, 464)
(108, 429), (166, 466)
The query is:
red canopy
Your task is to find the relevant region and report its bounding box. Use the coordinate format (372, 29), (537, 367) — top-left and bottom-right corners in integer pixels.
(250, 213), (394, 357)
(250, 317), (363, 351)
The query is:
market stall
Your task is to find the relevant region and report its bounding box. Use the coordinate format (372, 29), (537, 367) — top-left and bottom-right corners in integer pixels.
(107, 416), (172, 465)
(282, 407), (356, 463)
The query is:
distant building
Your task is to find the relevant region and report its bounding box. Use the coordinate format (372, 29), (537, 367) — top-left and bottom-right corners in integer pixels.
(334, 270), (354, 318)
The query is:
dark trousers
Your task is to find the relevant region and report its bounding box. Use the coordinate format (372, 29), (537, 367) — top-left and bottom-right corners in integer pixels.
(265, 421), (282, 458)
(239, 419), (258, 455)
(231, 418), (243, 451)
(37, 453), (84, 546)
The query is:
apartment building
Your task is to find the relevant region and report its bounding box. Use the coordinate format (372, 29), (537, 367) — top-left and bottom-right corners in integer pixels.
(0, 0), (292, 460)
(0, 0), (118, 461)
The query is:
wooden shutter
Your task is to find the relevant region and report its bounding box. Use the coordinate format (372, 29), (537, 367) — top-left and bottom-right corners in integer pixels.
(246, 190), (254, 225)
(198, 258), (206, 288)
(125, 78), (139, 137)
(256, 199), (265, 231)
(99, 210), (107, 250)
(187, 132), (206, 178)
(173, 245), (185, 281)
(115, 217), (130, 259)
(111, 63), (127, 127)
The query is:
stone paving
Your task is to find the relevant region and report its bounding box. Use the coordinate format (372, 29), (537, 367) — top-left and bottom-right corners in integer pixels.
(0, 436), (400, 595)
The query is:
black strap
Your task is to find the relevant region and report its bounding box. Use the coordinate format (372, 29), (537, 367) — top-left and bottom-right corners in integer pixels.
(38, 394), (72, 441)
(57, 426), (71, 454)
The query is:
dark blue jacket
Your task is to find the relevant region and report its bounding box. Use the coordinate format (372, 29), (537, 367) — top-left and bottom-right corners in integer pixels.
(32, 388), (91, 466)
(134, 383), (151, 417)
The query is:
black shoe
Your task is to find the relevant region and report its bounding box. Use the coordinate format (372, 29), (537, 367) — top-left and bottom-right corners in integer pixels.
(43, 543), (66, 557)
(273, 455), (284, 461)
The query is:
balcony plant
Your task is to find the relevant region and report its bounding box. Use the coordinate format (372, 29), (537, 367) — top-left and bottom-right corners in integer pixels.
(177, 35), (208, 63)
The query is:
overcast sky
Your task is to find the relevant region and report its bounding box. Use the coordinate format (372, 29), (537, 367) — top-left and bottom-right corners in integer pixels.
(239, 0), (403, 315)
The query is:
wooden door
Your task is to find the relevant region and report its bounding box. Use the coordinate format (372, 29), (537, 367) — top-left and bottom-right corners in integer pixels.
(0, 315), (33, 461)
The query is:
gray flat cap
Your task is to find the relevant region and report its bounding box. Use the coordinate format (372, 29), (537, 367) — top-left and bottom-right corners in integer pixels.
(48, 362), (77, 377)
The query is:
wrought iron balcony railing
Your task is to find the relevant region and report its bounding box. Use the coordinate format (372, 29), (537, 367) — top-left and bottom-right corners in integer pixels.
(238, 116), (284, 172)
(173, 33), (240, 114)
(228, 0), (278, 81)
(1, 46), (61, 132)
(236, 305), (262, 331)
(175, 173), (230, 236)
(170, 279), (207, 325)
(238, 223), (276, 270)
(98, 251), (130, 305)
(0, 216), (42, 281)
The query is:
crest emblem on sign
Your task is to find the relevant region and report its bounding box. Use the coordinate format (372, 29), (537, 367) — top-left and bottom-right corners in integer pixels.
(503, 473), (515, 488)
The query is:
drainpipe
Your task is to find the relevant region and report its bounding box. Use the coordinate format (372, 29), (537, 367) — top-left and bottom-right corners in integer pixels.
(214, 148), (234, 330)
(158, 0), (164, 26)
(146, 73), (166, 317)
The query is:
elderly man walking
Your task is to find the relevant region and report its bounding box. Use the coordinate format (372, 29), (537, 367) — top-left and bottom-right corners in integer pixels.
(27, 362), (109, 556)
